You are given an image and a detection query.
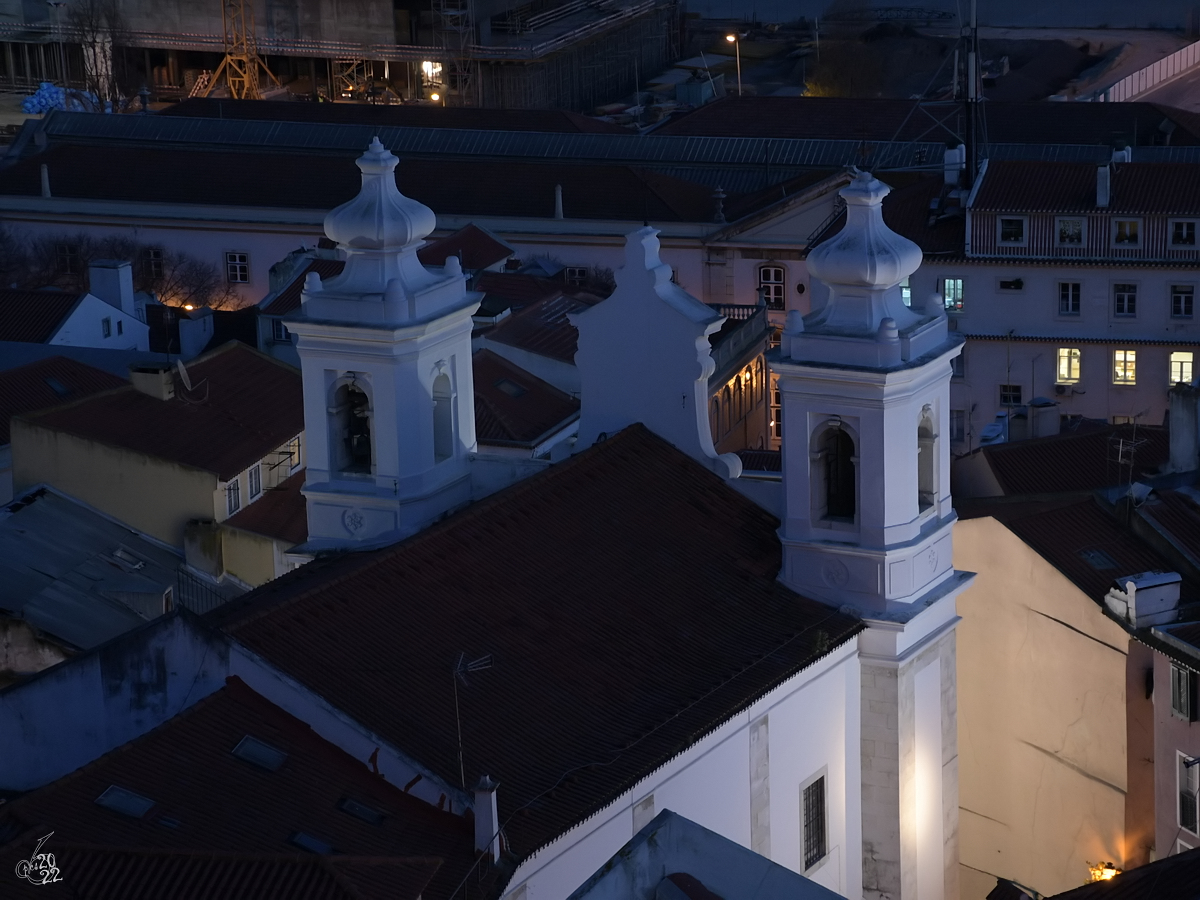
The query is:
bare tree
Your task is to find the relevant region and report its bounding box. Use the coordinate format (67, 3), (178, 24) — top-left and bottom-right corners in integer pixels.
(66, 0), (129, 103)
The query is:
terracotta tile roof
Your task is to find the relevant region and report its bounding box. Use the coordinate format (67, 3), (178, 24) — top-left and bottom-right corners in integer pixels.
(811, 172), (965, 257)
(735, 449), (781, 472)
(261, 259), (346, 317)
(1046, 844), (1200, 899)
(473, 349), (579, 448)
(418, 224), (513, 272)
(1003, 497), (1182, 603)
(474, 272), (563, 318)
(2, 846), (440, 900)
(973, 160), (1200, 214)
(224, 468), (308, 546)
(0, 677), (485, 900)
(0, 356), (124, 445)
(208, 425), (863, 859)
(657, 97), (1200, 146)
(20, 342), (303, 482)
(485, 292), (602, 363)
(159, 98), (630, 134)
(0, 146), (735, 223)
(0, 290), (85, 343)
(973, 425), (1170, 496)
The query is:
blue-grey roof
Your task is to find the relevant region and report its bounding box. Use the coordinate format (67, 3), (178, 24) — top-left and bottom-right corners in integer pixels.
(0, 488), (185, 650)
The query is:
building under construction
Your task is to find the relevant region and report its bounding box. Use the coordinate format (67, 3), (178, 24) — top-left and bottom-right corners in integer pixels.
(0, 0), (679, 111)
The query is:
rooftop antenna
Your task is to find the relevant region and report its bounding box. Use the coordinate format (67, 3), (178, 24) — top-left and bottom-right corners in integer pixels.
(452, 652), (493, 789)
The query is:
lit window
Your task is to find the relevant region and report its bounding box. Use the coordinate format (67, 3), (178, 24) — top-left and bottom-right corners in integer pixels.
(1114, 220), (1140, 246)
(226, 478), (241, 515)
(770, 380), (782, 442)
(1056, 348), (1081, 384)
(1172, 285), (1195, 319)
(943, 278), (965, 312)
(950, 409), (966, 442)
(249, 464), (261, 499)
(101, 317), (111, 338)
(999, 218), (1025, 244)
(1059, 282), (1081, 315)
(1114, 283), (1137, 317)
(1000, 384), (1021, 406)
(1171, 351), (1194, 386)
(1113, 350), (1137, 385)
(226, 252), (250, 284)
(759, 266), (785, 310)
(802, 776), (827, 870)
(1181, 753), (1199, 834)
(1057, 218), (1084, 245)
(1173, 221), (1197, 247)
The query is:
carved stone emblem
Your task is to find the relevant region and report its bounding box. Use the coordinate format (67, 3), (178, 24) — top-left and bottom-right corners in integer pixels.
(342, 509), (365, 535)
(820, 558), (850, 588)
(925, 547), (938, 573)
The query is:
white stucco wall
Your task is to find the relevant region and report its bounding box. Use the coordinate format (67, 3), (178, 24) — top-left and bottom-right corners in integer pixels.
(52, 292), (149, 351)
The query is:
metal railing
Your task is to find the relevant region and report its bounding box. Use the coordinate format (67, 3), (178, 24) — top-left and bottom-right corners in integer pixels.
(176, 566), (238, 616)
(709, 304), (768, 378)
(1102, 37), (1200, 102)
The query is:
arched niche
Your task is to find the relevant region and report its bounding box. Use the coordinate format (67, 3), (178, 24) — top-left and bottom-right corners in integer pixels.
(330, 378), (373, 475)
(810, 419), (858, 526)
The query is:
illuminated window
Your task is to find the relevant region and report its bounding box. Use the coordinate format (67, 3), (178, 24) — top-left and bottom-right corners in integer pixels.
(1113, 220), (1140, 246)
(942, 278), (964, 312)
(1113, 349), (1137, 385)
(759, 266), (785, 310)
(1114, 283), (1137, 317)
(770, 379), (782, 442)
(1057, 218), (1084, 245)
(1171, 351), (1194, 385)
(1056, 348), (1081, 384)
(1059, 282), (1081, 315)
(1172, 285), (1195, 318)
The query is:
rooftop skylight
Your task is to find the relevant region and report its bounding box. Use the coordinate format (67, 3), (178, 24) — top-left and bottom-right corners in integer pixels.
(95, 785), (155, 818)
(232, 735), (288, 771)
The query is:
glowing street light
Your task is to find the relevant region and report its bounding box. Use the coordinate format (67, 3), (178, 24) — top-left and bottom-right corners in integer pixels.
(725, 33), (742, 97)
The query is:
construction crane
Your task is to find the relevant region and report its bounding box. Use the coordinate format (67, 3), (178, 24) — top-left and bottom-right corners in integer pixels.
(202, 0), (279, 100)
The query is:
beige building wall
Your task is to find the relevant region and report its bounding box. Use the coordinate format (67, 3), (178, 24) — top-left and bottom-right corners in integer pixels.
(10, 422), (218, 547)
(953, 516), (1129, 899)
(219, 527), (288, 588)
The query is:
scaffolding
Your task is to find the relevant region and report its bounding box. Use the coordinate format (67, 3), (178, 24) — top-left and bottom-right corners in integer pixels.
(203, 0), (279, 100)
(433, 0), (478, 104)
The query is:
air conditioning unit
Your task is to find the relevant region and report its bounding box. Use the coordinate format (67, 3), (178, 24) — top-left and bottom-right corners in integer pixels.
(1055, 384), (1067, 395)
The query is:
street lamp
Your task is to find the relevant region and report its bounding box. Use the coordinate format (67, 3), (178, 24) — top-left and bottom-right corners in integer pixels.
(725, 33), (742, 97)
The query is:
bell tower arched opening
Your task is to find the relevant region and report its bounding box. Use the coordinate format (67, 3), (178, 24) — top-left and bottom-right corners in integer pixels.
(433, 373), (454, 463)
(918, 410), (936, 512)
(332, 382), (373, 474)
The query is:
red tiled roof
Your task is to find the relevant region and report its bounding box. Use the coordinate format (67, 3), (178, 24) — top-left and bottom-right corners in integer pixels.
(1047, 844), (1200, 899)
(735, 449), (781, 472)
(1140, 489), (1200, 569)
(0, 677), (484, 900)
(0, 356), (125, 445)
(657, 97), (1200, 146)
(485, 292), (602, 363)
(974, 425), (1170, 496)
(2, 846), (440, 900)
(224, 468), (308, 545)
(159, 98), (630, 134)
(261, 259), (346, 316)
(473, 349), (579, 447)
(811, 173), (965, 256)
(474, 272), (563, 316)
(418, 224), (513, 271)
(0, 146), (733, 223)
(209, 425), (863, 859)
(973, 160), (1200, 214)
(1004, 497), (1180, 603)
(0, 290), (85, 343)
(21, 342), (303, 481)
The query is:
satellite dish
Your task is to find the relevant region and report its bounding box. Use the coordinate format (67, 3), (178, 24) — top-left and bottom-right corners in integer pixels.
(175, 359), (193, 392)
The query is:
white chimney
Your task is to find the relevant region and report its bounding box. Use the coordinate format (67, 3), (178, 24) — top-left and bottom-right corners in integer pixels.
(1097, 165), (1111, 208)
(1104, 571), (1181, 628)
(1112, 145), (1131, 163)
(89, 260), (136, 317)
(129, 364), (176, 401)
(944, 144), (965, 186)
(474, 775), (500, 861)
(554, 184), (564, 220)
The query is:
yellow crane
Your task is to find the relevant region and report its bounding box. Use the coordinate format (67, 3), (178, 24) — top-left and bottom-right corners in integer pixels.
(202, 0), (279, 100)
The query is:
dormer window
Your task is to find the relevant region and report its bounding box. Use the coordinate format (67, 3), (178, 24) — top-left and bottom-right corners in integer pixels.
(998, 218), (1026, 245)
(1057, 218), (1084, 246)
(1113, 220), (1141, 246)
(1172, 220), (1197, 246)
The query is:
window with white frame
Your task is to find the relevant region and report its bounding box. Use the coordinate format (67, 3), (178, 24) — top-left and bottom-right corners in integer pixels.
(1182, 752), (1199, 835)
(1113, 350), (1137, 385)
(1000, 384), (1021, 406)
(248, 464), (262, 499)
(143, 247), (165, 280)
(770, 380), (782, 442)
(942, 278), (965, 312)
(56, 243), (81, 275)
(1057, 218), (1084, 246)
(272, 319), (290, 342)
(1172, 351), (1195, 386)
(226, 478), (241, 516)
(1059, 282), (1081, 315)
(1172, 220), (1197, 247)
(1113, 220), (1141, 246)
(287, 436), (301, 470)
(226, 252), (250, 284)
(1114, 283), (1137, 317)
(998, 217), (1026, 244)
(801, 774), (828, 870)
(1173, 664), (1196, 720)
(950, 409), (966, 442)
(759, 266), (785, 310)
(1057, 348), (1081, 384)
(1172, 285), (1195, 319)
(564, 266), (589, 285)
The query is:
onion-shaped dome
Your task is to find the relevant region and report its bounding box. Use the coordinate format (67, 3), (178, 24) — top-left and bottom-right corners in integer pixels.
(323, 137), (436, 251)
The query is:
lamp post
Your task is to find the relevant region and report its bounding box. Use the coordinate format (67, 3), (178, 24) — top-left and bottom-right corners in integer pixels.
(725, 33), (742, 97)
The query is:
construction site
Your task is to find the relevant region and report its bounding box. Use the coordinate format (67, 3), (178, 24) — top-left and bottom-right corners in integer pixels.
(0, 0), (680, 110)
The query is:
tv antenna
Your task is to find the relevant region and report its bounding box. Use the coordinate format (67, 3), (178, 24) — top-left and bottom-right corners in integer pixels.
(452, 652), (493, 788)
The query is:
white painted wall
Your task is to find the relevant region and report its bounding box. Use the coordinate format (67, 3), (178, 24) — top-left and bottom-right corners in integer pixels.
(52, 292), (148, 351)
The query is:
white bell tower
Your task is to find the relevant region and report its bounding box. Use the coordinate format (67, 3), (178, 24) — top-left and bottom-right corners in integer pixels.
(772, 170), (974, 900)
(288, 138), (479, 550)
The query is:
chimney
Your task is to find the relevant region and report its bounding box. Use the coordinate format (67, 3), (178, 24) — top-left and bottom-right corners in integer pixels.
(944, 144), (964, 186)
(1112, 145), (1131, 163)
(473, 776), (500, 861)
(1167, 382), (1200, 473)
(89, 260), (137, 317)
(1097, 165), (1111, 208)
(40, 163), (50, 198)
(129, 364), (176, 401)
(1104, 571), (1182, 628)
(554, 184), (563, 220)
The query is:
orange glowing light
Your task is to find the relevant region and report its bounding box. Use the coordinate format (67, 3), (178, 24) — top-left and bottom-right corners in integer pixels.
(1087, 862), (1121, 883)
